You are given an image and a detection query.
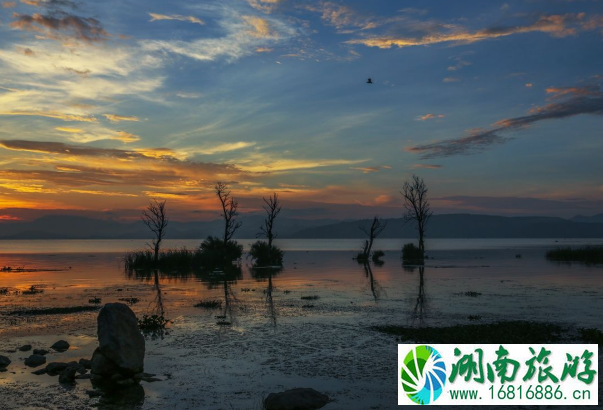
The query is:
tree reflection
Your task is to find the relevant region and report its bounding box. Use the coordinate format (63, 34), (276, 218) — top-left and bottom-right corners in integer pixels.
(362, 262), (384, 302)
(252, 267), (282, 327)
(412, 266), (426, 325)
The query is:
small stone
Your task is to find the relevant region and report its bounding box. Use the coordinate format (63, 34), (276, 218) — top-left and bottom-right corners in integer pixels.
(141, 376), (161, 383)
(79, 358), (92, 369)
(86, 389), (102, 398)
(32, 368), (47, 375)
(50, 340), (70, 352)
(46, 362), (69, 376)
(24, 354), (47, 368)
(264, 388), (330, 410)
(33, 349), (49, 356)
(18, 345), (32, 352)
(59, 367), (77, 384)
(0, 355), (10, 368)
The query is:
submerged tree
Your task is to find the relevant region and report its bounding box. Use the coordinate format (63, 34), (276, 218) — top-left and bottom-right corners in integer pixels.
(215, 182), (242, 246)
(250, 193), (284, 266)
(401, 175), (432, 257)
(141, 199), (169, 265)
(358, 216), (387, 261)
(259, 193), (282, 250)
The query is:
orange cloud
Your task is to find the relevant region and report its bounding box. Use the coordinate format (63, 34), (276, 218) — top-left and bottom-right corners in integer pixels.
(417, 113), (445, 121)
(103, 114), (140, 123)
(1, 111), (97, 122)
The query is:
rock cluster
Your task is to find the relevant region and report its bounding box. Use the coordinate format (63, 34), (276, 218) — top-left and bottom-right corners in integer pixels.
(264, 388), (330, 410)
(91, 303), (145, 386)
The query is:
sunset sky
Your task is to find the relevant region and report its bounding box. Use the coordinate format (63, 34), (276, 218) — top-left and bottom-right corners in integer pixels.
(0, 0), (602, 221)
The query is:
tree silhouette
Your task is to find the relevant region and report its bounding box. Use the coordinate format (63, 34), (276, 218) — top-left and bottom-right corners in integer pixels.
(359, 216), (386, 259)
(141, 199), (168, 265)
(258, 192), (282, 250)
(215, 182), (242, 246)
(401, 175), (432, 255)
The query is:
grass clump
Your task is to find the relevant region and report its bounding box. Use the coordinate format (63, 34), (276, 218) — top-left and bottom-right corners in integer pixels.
(402, 243), (424, 265)
(5, 306), (99, 316)
(138, 314), (169, 331)
(300, 295), (319, 301)
(0, 287), (9, 295)
(118, 297), (140, 305)
(21, 285), (44, 295)
(194, 300), (222, 309)
(580, 328), (603, 344)
(249, 241), (284, 266)
(125, 248), (202, 272)
(374, 321), (564, 344)
(198, 236), (243, 267)
(88, 297), (102, 304)
(546, 246), (603, 264)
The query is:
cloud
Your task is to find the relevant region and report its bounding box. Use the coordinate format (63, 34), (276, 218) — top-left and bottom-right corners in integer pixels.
(0, 111), (97, 122)
(525, 83), (533, 87)
(443, 77), (460, 83)
(141, 10), (294, 62)
(2, 1), (16, 7)
(407, 85), (603, 158)
(247, 0), (283, 13)
(347, 13), (592, 49)
(417, 113), (445, 121)
(410, 164), (442, 169)
(187, 141), (256, 155)
(103, 114), (140, 123)
(148, 13), (204, 25)
(55, 126), (83, 133)
(10, 12), (109, 43)
(20, 0), (77, 8)
(350, 165), (391, 174)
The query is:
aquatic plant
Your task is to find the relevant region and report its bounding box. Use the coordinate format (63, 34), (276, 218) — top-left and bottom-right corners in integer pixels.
(0, 287), (9, 295)
(6, 306), (99, 316)
(546, 246), (603, 264)
(118, 297), (140, 305)
(300, 295), (319, 300)
(21, 285), (44, 295)
(580, 328), (603, 344)
(198, 236), (243, 267)
(194, 300), (222, 309)
(138, 314), (169, 331)
(88, 297), (102, 304)
(402, 243), (424, 265)
(248, 240), (284, 266)
(374, 321), (563, 343)
(124, 247), (203, 272)
(462, 291), (481, 297)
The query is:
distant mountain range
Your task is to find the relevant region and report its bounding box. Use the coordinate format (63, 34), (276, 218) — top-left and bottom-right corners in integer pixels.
(0, 213), (602, 239)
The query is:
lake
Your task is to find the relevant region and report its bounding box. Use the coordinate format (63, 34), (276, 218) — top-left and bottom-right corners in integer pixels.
(0, 239), (601, 409)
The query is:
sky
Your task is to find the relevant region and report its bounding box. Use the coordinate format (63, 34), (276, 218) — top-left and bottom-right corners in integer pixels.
(0, 0), (602, 221)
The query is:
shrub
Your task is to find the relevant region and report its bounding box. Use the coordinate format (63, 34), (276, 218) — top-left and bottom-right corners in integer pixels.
(372, 250), (385, 263)
(546, 246), (603, 264)
(402, 243), (424, 265)
(249, 240), (284, 266)
(199, 236), (243, 267)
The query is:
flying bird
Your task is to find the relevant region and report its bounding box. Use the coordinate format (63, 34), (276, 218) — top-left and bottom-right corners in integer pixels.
(366, 78), (373, 84)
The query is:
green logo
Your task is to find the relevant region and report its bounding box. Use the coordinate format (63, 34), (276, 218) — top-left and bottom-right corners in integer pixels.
(400, 345), (447, 405)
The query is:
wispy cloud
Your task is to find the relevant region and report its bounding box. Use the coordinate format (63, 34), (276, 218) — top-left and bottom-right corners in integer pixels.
(0, 111), (97, 122)
(103, 114), (140, 123)
(347, 13), (596, 49)
(350, 165), (391, 174)
(148, 13), (204, 25)
(1, 1), (16, 8)
(417, 113), (445, 121)
(407, 85), (603, 158)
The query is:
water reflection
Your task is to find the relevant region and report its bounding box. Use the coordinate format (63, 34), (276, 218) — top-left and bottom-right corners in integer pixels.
(362, 263), (383, 302)
(412, 266), (426, 325)
(251, 267), (283, 327)
(93, 384), (145, 410)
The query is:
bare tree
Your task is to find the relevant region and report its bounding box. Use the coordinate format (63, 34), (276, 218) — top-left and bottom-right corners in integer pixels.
(258, 192), (282, 250)
(359, 216), (387, 259)
(142, 199), (169, 265)
(401, 175), (432, 254)
(215, 182), (242, 246)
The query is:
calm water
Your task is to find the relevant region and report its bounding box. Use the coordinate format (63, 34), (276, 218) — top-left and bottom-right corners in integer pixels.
(0, 239), (601, 409)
